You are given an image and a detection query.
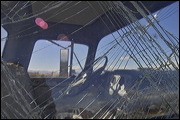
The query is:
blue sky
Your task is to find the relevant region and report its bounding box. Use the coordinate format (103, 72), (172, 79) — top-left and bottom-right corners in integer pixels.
(95, 1), (179, 70)
(1, 1), (179, 72)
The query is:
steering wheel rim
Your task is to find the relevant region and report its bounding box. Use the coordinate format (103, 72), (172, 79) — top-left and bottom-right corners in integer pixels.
(66, 56), (108, 96)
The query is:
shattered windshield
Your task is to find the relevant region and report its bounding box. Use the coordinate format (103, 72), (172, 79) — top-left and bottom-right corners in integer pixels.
(1, 1), (179, 119)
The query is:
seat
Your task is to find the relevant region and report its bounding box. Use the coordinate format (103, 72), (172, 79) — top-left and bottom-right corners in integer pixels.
(1, 61), (56, 118)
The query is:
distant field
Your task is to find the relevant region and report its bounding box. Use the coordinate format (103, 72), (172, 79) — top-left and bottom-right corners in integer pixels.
(28, 72), (60, 78)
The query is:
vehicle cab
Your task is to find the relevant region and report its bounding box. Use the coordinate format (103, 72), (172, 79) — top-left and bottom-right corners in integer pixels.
(1, 1), (178, 119)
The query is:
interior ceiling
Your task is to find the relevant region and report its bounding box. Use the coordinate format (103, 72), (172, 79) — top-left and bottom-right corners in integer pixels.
(1, 1), (176, 26)
(31, 1), (109, 25)
(29, 1), (177, 25)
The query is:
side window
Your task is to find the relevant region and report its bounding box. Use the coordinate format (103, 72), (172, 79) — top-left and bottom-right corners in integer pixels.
(1, 26), (8, 58)
(95, 34), (138, 71)
(28, 40), (88, 78)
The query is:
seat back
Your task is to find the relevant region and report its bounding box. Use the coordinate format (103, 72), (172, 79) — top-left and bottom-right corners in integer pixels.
(1, 61), (42, 118)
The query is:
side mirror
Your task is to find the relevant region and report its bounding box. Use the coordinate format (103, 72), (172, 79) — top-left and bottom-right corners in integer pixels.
(60, 49), (69, 78)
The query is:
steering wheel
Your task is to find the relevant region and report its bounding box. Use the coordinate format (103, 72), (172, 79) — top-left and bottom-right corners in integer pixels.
(66, 56), (108, 96)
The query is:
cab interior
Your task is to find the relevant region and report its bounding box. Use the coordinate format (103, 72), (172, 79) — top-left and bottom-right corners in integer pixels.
(1, 1), (179, 119)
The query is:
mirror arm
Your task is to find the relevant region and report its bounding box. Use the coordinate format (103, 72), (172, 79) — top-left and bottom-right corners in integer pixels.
(69, 40), (74, 77)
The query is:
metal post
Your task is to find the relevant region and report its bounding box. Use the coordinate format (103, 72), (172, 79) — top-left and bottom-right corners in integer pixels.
(69, 40), (74, 77)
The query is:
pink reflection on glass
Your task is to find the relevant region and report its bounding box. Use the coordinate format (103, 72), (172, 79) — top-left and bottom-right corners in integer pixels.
(35, 18), (48, 29)
(57, 34), (69, 41)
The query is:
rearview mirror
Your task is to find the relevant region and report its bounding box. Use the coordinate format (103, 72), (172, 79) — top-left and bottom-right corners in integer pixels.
(60, 49), (69, 78)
